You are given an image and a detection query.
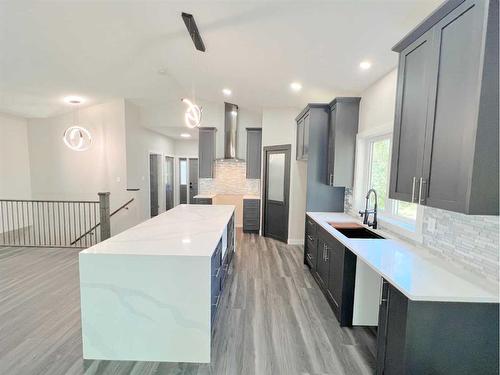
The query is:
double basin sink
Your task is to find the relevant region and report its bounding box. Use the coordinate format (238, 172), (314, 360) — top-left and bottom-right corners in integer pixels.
(328, 222), (385, 239)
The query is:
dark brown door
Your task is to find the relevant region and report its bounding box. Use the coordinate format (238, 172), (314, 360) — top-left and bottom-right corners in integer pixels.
(263, 145), (291, 243)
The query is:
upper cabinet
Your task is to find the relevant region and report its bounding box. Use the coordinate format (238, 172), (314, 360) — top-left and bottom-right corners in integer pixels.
(390, 0), (499, 215)
(246, 128), (262, 179)
(198, 127), (217, 178)
(296, 111), (310, 160)
(327, 98), (360, 188)
(298, 104), (346, 212)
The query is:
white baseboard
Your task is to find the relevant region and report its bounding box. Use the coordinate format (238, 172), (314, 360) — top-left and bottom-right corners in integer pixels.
(287, 238), (304, 245)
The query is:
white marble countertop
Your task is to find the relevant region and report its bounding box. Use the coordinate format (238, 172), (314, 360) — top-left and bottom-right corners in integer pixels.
(81, 205), (234, 257)
(193, 194), (217, 199)
(307, 212), (499, 303)
(243, 194), (260, 200)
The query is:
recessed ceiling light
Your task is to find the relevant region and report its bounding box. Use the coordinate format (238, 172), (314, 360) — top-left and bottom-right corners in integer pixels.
(180, 133), (191, 138)
(64, 96), (84, 105)
(290, 82), (302, 92)
(359, 61), (372, 70)
(222, 88), (232, 96)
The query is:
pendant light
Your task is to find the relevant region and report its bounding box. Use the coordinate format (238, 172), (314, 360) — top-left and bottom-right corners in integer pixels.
(62, 98), (92, 151)
(181, 12), (205, 129)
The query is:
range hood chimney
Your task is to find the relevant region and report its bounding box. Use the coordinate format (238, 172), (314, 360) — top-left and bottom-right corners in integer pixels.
(224, 102), (239, 159)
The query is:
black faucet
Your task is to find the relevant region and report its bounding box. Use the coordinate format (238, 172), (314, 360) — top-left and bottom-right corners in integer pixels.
(359, 189), (378, 229)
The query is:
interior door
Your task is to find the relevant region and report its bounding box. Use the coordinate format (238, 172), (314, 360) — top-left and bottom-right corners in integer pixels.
(263, 145), (291, 243)
(179, 158), (187, 204)
(165, 156), (174, 210)
(149, 154), (160, 217)
(189, 158), (199, 203)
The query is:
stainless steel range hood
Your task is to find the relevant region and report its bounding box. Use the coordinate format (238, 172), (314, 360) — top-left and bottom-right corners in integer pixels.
(223, 102), (239, 159)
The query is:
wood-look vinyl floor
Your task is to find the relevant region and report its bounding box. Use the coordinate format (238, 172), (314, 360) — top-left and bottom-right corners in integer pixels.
(0, 231), (376, 375)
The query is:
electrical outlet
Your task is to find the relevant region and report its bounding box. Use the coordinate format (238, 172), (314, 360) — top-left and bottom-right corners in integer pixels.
(427, 217), (436, 233)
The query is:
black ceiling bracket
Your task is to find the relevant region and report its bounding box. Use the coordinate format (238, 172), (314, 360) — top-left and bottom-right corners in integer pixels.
(181, 12), (206, 52)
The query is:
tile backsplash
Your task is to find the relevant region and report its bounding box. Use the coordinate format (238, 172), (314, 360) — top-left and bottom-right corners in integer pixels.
(199, 159), (260, 195)
(421, 207), (499, 282)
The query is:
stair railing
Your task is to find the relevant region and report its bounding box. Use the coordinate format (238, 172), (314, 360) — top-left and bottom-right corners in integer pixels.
(0, 192), (132, 249)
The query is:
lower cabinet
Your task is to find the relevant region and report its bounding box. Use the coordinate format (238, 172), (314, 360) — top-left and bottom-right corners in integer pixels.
(211, 215), (236, 330)
(376, 279), (499, 375)
(243, 199), (260, 233)
(193, 197), (212, 205)
(304, 216), (318, 269)
(305, 216), (356, 326)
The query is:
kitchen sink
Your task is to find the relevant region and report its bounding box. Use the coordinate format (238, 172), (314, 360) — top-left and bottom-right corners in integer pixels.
(334, 227), (385, 239)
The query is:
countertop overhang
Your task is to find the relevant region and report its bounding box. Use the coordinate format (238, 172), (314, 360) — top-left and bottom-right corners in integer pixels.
(307, 212), (499, 303)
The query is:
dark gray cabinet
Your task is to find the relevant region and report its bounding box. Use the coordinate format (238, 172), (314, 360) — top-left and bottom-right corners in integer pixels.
(315, 237), (330, 290)
(296, 112), (310, 160)
(327, 98), (360, 188)
(306, 218), (357, 327)
(389, 31), (432, 203)
(198, 127), (216, 179)
(210, 240), (223, 327)
(243, 198), (260, 233)
(376, 279), (499, 375)
(304, 216), (318, 270)
(211, 214), (235, 330)
(390, 0), (499, 215)
(246, 128), (262, 179)
(193, 197), (212, 205)
(298, 105), (345, 212)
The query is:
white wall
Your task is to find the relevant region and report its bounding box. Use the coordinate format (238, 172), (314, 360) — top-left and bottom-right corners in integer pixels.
(174, 140), (198, 158)
(27, 99), (137, 235)
(358, 69), (398, 135)
(0, 113), (31, 199)
(124, 100), (176, 222)
(261, 108), (307, 244)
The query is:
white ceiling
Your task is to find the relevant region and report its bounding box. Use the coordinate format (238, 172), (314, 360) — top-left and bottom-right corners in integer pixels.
(0, 0), (443, 119)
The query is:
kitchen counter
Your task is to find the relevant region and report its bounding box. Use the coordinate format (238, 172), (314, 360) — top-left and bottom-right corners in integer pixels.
(307, 212), (498, 303)
(81, 204), (233, 256)
(80, 204), (235, 363)
(193, 193), (217, 199)
(243, 194), (260, 200)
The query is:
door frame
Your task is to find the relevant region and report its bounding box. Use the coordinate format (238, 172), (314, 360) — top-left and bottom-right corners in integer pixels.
(261, 144), (291, 243)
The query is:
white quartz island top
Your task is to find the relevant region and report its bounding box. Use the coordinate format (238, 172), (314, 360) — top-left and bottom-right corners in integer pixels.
(81, 204), (234, 256)
(307, 212), (499, 303)
(79, 204), (236, 363)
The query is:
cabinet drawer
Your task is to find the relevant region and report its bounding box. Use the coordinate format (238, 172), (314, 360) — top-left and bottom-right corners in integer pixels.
(211, 240), (222, 276)
(306, 216), (316, 236)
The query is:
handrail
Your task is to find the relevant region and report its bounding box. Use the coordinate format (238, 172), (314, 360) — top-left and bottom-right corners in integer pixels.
(70, 198), (134, 245)
(0, 199), (99, 204)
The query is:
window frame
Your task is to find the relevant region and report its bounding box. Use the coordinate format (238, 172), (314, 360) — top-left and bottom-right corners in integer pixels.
(353, 128), (423, 242)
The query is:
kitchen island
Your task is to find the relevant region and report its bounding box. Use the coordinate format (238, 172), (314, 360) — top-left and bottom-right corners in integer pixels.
(79, 204), (235, 363)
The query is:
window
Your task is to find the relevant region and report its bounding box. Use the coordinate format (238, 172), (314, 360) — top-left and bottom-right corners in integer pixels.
(366, 135), (418, 226)
(180, 159), (187, 185)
